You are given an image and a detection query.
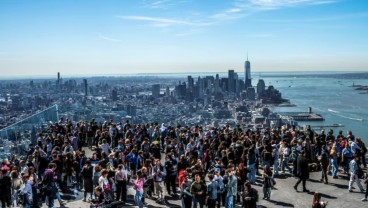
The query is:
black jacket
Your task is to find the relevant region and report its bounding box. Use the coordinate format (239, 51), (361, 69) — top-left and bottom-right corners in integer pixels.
(297, 155), (309, 179)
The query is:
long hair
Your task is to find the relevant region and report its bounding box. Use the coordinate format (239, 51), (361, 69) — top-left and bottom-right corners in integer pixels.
(312, 192), (321, 206)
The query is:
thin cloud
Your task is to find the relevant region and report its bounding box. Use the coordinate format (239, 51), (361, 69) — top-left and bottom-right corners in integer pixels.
(142, 0), (191, 9)
(117, 15), (213, 27)
(254, 12), (368, 23)
(212, 0), (338, 20)
(98, 35), (121, 42)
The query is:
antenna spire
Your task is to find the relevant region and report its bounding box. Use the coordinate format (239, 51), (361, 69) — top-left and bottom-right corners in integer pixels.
(247, 52), (248, 61)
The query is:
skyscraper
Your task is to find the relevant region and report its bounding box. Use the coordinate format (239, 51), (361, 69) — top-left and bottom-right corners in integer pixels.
(152, 84), (160, 98)
(228, 69), (235, 92)
(245, 55), (252, 88)
(83, 79), (88, 96)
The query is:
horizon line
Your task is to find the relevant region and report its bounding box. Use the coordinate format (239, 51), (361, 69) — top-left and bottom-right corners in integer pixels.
(1, 70), (368, 80)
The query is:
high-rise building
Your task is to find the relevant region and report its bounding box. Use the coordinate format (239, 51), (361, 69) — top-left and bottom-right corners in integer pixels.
(57, 72), (60, 85)
(257, 79), (266, 96)
(245, 55), (252, 88)
(187, 76), (194, 91)
(112, 88), (118, 101)
(83, 79), (88, 96)
(228, 69), (235, 92)
(215, 74), (220, 93)
(152, 84), (160, 98)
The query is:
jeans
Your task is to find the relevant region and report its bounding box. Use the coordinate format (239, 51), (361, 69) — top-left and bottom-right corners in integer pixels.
(208, 198), (217, 208)
(193, 196), (204, 208)
(247, 163), (256, 184)
(273, 160), (279, 175)
(226, 195), (234, 208)
(281, 156), (292, 172)
(263, 187), (271, 199)
(348, 173), (364, 191)
(135, 190), (143, 208)
(331, 158), (338, 177)
(46, 195), (54, 208)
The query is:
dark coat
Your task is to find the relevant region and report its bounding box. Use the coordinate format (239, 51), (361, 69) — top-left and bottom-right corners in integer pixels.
(297, 155), (309, 179)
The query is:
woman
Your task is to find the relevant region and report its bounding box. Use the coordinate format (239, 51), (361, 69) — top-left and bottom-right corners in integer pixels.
(28, 167), (40, 208)
(99, 169), (113, 200)
(236, 163), (248, 203)
(262, 165), (273, 200)
(11, 171), (23, 207)
(242, 182), (258, 208)
(247, 146), (257, 184)
(21, 174), (33, 208)
(81, 160), (94, 202)
(90, 186), (111, 207)
(132, 172), (144, 208)
(312, 192), (328, 208)
(329, 146), (338, 179)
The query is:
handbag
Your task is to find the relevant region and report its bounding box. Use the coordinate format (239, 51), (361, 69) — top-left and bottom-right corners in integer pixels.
(103, 183), (112, 192)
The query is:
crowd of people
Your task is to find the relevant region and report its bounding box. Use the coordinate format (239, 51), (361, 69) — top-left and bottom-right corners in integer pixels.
(0, 118), (368, 208)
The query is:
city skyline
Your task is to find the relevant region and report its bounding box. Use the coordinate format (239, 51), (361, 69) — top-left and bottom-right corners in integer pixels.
(1, 0), (368, 77)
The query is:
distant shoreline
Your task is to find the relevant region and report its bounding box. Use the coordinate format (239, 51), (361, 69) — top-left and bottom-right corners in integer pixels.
(2, 70), (368, 81)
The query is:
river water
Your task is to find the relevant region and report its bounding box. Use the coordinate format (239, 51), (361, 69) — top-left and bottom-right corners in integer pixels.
(257, 73), (368, 143)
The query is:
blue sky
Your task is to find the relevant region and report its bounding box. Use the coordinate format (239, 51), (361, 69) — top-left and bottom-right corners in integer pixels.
(0, 0), (368, 77)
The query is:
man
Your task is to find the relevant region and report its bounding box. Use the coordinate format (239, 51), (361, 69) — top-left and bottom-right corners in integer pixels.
(190, 174), (206, 208)
(164, 153), (178, 196)
(319, 145), (329, 184)
(207, 174), (218, 208)
(225, 169), (237, 208)
(42, 163), (60, 208)
(293, 151), (309, 192)
(181, 172), (193, 208)
(348, 154), (365, 192)
(152, 159), (166, 203)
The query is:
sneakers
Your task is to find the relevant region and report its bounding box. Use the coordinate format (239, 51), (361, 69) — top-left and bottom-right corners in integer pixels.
(348, 189), (353, 192)
(362, 198), (368, 201)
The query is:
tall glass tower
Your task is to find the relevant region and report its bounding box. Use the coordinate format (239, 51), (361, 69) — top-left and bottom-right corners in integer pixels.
(245, 54), (252, 88)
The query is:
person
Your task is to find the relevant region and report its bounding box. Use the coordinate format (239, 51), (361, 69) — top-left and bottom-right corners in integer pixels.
(21, 174), (33, 208)
(207, 174), (218, 208)
(281, 143), (292, 174)
(132, 171), (144, 208)
(348, 154), (364, 192)
(190, 174), (207, 208)
(312, 192), (328, 208)
(226, 169), (237, 208)
(90, 186), (111, 207)
(262, 165), (273, 200)
(329, 145), (338, 179)
(42, 163), (59, 208)
(115, 164), (127, 204)
(165, 152), (178, 196)
(241, 181), (258, 208)
(152, 158), (166, 203)
(180, 172), (192, 208)
(294, 151), (310, 192)
(318, 145), (329, 184)
(362, 170), (368, 201)
(10, 171), (23, 207)
(214, 170), (225, 208)
(0, 169), (12, 208)
(80, 160), (94, 202)
(99, 169), (113, 200)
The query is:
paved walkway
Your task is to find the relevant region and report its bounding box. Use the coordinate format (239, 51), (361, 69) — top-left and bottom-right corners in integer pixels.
(42, 148), (367, 208)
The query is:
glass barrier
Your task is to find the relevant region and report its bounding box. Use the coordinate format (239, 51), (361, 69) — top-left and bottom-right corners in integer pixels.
(0, 105), (58, 158)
